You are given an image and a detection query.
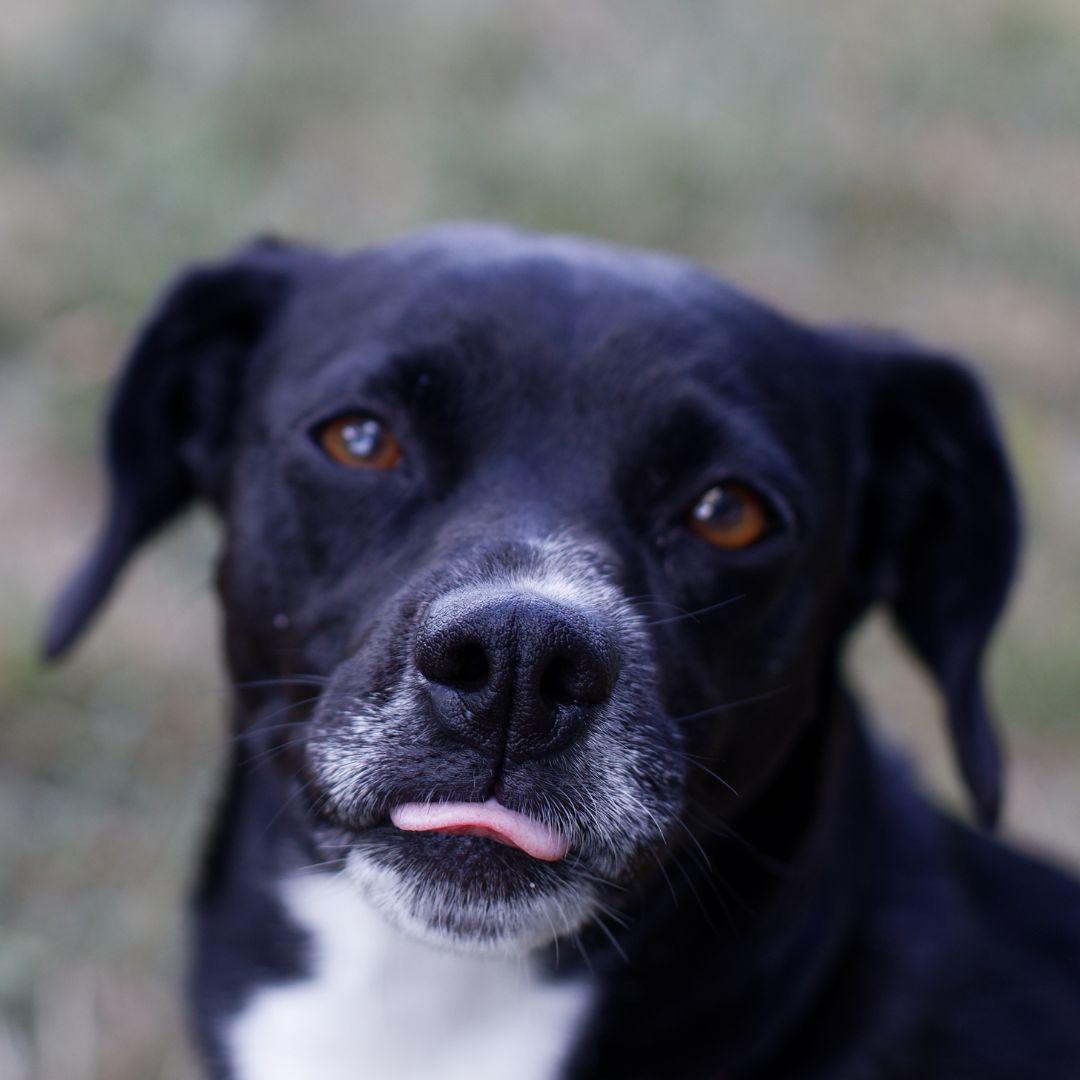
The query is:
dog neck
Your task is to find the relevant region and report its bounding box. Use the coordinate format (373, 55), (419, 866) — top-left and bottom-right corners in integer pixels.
(561, 689), (883, 1076)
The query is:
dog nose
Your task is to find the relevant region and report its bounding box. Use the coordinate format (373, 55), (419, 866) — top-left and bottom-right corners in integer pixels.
(414, 591), (619, 761)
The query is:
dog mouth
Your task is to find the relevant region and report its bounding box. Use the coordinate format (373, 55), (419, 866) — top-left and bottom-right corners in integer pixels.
(389, 798), (570, 862)
(298, 740), (675, 951)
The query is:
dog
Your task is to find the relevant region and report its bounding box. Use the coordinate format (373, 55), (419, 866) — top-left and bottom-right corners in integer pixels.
(45, 223), (1080, 1079)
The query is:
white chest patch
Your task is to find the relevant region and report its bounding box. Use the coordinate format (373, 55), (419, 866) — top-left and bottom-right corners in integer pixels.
(227, 873), (594, 1080)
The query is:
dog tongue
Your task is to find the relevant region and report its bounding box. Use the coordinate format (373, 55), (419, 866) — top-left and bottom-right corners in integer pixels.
(389, 799), (569, 862)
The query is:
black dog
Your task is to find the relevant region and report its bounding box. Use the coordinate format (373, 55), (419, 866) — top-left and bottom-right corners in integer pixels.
(46, 224), (1080, 1079)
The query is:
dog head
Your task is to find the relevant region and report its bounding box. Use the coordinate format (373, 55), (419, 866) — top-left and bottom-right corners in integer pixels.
(45, 224), (1019, 952)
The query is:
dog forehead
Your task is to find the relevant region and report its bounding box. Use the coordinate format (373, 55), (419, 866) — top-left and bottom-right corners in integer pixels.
(285, 225), (747, 343)
(268, 225), (812, 402)
(378, 221), (712, 296)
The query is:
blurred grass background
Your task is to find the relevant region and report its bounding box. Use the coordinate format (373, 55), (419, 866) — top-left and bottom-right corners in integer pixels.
(1, 1), (1078, 1076)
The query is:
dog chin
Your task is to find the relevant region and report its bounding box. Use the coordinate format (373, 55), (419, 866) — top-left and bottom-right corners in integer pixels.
(341, 839), (597, 955)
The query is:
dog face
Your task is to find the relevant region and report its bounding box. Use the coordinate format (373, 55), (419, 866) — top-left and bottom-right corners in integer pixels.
(45, 224), (1018, 952)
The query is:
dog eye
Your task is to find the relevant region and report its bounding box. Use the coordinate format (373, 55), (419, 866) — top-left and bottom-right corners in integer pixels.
(688, 482), (772, 549)
(315, 413), (402, 470)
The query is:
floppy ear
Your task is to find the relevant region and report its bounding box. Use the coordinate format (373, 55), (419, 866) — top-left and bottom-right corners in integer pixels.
(839, 329), (1021, 829)
(42, 239), (299, 660)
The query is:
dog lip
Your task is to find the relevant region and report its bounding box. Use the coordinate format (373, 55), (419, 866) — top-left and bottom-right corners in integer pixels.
(389, 798), (570, 862)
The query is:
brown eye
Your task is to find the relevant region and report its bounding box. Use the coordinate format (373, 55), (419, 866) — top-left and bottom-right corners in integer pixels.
(688, 482), (771, 549)
(316, 413), (402, 470)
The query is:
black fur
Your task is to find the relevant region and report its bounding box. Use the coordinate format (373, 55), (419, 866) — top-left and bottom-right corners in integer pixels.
(48, 224), (1080, 1078)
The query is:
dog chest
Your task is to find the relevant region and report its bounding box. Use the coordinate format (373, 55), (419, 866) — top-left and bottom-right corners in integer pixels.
(226, 872), (593, 1080)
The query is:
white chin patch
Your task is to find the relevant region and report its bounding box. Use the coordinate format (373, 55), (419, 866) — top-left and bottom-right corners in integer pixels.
(227, 871), (594, 1080)
(343, 849), (596, 955)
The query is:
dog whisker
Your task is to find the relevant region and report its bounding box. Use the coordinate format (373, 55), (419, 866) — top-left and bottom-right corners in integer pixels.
(667, 851), (724, 937)
(673, 685), (790, 723)
(679, 802), (791, 879)
(645, 593), (746, 626)
(570, 930), (595, 977)
(672, 750), (740, 797)
(255, 773), (325, 843)
(255, 694), (325, 725)
(589, 896), (630, 930)
(237, 732), (317, 769)
(233, 675), (331, 692)
(672, 815), (713, 873)
(589, 910), (630, 965)
(224, 720), (310, 746)
(623, 594), (694, 615)
(645, 845), (680, 909)
(294, 857), (349, 874)
(562, 861), (627, 892)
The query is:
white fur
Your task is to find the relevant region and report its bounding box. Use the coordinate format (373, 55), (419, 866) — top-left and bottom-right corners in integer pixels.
(227, 872), (593, 1080)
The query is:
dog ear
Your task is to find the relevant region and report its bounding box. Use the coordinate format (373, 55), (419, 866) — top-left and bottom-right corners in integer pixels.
(839, 329), (1021, 829)
(42, 239), (299, 661)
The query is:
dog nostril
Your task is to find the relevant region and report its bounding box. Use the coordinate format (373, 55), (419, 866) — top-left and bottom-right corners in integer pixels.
(444, 640), (490, 691)
(539, 656), (578, 708)
(416, 633), (491, 692)
(538, 653), (611, 708)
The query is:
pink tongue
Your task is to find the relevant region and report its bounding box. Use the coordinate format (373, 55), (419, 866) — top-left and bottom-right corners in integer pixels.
(389, 798), (569, 862)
